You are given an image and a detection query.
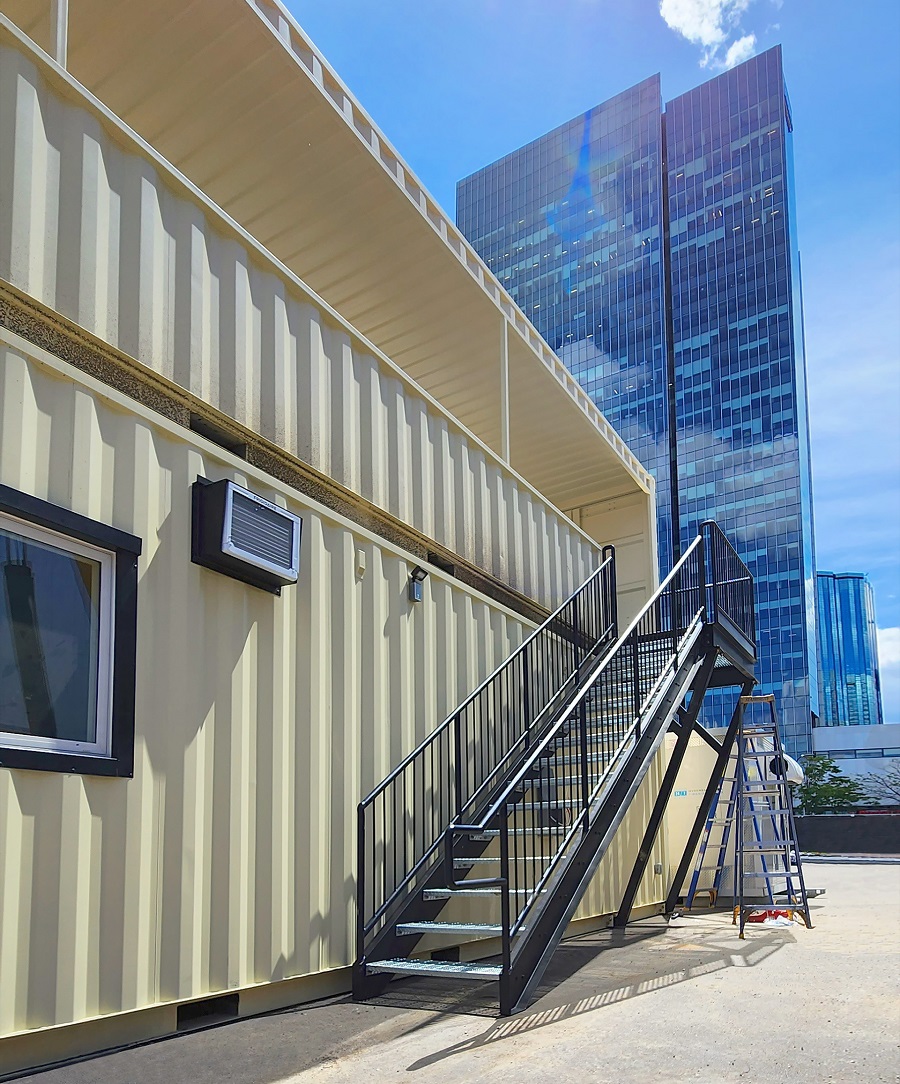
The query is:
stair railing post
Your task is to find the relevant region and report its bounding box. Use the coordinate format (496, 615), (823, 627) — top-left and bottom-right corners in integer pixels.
(699, 524), (710, 625)
(579, 686), (590, 833)
(632, 629), (642, 740)
(604, 545), (618, 640)
(356, 802), (366, 968)
(670, 576), (678, 670)
(453, 712), (463, 818)
(522, 642), (531, 754)
(500, 814), (511, 975)
(573, 597), (582, 679)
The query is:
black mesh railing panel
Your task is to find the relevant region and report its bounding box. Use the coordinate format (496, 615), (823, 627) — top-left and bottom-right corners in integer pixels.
(357, 550), (617, 950)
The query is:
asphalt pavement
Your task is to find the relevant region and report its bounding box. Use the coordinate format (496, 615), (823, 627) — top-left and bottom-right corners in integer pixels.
(17, 862), (900, 1083)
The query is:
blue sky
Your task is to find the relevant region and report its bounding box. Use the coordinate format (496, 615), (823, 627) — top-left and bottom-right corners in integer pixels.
(287, 0), (900, 722)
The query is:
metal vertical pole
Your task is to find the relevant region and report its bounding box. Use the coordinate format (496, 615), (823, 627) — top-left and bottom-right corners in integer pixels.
(632, 632), (641, 740)
(500, 317), (510, 463)
(453, 715), (463, 817)
(51, 0), (68, 68)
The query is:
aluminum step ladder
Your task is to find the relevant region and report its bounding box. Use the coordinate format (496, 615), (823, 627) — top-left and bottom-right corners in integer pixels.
(685, 694), (813, 936)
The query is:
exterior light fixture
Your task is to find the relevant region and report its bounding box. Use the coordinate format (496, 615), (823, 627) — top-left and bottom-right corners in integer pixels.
(408, 565), (428, 603)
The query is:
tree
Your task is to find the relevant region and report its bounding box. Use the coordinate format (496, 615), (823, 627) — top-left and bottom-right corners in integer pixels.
(794, 754), (867, 814)
(857, 761), (900, 805)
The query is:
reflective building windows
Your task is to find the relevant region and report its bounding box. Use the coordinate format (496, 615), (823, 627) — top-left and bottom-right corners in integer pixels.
(816, 572), (884, 728)
(458, 47), (818, 754)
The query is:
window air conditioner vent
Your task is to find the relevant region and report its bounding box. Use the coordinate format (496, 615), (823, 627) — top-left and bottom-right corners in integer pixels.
(191, 479), (301, 594)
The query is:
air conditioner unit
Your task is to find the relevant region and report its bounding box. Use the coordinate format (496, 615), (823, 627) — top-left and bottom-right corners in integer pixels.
(191, 478), (301, 594)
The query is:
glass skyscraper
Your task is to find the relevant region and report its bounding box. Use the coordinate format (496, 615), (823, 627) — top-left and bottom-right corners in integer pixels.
(457, 47), (818, 754)
(816, 572), (884, 727)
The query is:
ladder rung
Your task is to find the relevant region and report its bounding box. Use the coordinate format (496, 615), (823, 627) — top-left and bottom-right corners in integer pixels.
(741, 867), (798, 875)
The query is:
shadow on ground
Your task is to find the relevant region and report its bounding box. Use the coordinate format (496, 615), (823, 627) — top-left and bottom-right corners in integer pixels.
(400, 912), (792, 1072)
(17, 910), (799, 1084)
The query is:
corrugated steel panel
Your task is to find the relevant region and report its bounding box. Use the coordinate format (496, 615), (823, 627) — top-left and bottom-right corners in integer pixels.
(0, 340), (538, 1033)
(0, 39), (614, 613)
(0, 340), (671, 1040)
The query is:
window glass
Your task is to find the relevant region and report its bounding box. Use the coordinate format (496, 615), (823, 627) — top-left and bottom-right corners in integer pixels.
(0, 515), (112, 754)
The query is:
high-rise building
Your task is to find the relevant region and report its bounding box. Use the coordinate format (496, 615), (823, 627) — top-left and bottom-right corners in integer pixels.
(816, 572), (884, 727)
(457, 46), (818, 754)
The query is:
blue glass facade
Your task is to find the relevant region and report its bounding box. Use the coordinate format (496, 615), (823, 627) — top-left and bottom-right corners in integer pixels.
(816, 572), (884, 727)
(458, 48), (818, 754)
(456, 78), (675, 569)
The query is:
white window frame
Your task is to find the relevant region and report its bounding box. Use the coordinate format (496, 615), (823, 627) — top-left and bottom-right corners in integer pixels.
(0, 510), (116, 759)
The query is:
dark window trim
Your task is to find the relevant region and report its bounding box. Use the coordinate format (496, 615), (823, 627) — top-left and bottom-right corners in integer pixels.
(0, 484), (141, 778)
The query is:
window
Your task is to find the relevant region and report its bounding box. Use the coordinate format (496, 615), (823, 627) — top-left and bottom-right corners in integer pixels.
(0, 485), (140, 777)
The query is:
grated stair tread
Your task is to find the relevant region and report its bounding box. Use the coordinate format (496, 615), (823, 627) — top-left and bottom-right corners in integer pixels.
(397, 922), (503, 936)
(367, 959), (502, 981)
(424, 887), (547, 900)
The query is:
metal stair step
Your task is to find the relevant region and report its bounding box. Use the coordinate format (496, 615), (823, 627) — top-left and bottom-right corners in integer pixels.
(454, 856), (562, 867)
(367, 959), (502, 981)
(515, 802), (576, 812)
(466, 828), (565, 839)
(554, 753), (612, 767)
(424, 887), (546, 900)
(424, 887), (503, 898)
(397, 922), (503, 936)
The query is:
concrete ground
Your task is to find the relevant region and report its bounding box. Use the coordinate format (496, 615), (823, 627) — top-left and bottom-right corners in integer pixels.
(19, 863), (900, 1083)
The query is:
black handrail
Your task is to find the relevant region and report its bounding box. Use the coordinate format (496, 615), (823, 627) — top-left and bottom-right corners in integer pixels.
(440, 523), (753, 993)
(356, 549), (618, 956)
(355, 521), (755, 1004)
(701, 520), (756, 652)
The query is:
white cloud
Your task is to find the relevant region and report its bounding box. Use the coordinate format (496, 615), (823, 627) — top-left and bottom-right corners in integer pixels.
(659, 0), (746, 47)
(878, 627), (900, 668)
(718, 33), (757, 69)
(877, 628), (900, 725)
(659, 0), (760, 69)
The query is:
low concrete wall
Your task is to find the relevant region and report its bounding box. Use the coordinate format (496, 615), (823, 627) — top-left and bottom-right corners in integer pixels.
(795, 815), (900, 855)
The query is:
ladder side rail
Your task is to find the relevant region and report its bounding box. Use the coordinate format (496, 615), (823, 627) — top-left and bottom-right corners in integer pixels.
(685, 742), (738, 908)
(736, 704), (746, 928)
(745, 734), (776, 905)
(710, 750), (740, 900)
(707, 744), (745, 905)
(770, 699), (815, 928)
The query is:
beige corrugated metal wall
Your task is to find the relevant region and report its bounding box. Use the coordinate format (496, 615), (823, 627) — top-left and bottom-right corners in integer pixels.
(0, 336), (539, 1034)
(0, 26), (669, 1062)
(0, 336), (670, 1044)
(0, 39), (620, 612)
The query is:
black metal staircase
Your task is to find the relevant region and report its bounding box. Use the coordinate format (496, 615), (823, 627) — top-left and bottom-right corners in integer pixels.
(354, 523), (756, 1015)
